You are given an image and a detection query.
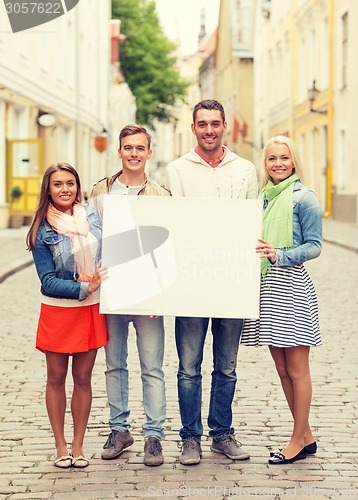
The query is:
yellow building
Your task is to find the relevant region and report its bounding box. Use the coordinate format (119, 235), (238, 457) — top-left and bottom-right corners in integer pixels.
(253, 0), (332, 214)
(178, 0), (355, 223)
(291, 0), (332, 215)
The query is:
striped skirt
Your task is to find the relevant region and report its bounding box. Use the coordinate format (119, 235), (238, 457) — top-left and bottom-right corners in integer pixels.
(241, 264), (322, 348)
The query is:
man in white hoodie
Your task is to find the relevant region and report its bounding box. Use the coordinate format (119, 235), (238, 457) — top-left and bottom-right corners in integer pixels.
(166, 100), (258, 465)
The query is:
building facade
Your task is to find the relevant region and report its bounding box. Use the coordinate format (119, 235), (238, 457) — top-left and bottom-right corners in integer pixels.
(0, 0), (111, 228)
(332, 0), (358, 223)
(252, 0), (358, 223)
(215, 0), (255, 161)
(253, 0), (332, 215)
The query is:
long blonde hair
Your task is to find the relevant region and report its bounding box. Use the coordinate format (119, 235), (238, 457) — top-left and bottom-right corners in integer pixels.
(259, 136), (304, 190)
(26, 163), (82, 250)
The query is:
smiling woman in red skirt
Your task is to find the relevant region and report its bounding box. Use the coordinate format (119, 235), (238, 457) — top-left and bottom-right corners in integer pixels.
(26, 163), (108, 469)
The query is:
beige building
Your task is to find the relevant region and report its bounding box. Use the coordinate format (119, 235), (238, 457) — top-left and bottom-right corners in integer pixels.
(172, 14), (220, 162)
(108, 20), (136, 174)
(253, 0), (292, 157)
(199, 29), (217, 101)
(332, 0), (358, 223)
(0, 0), (111, 228)
(170, 0), (356, 224)
(173, 52), (205, 159)
(215, 0), (255, 161)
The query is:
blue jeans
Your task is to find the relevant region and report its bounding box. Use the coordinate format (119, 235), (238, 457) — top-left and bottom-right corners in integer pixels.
(105, 315), (166, 440)
(175, 317), (243, 442)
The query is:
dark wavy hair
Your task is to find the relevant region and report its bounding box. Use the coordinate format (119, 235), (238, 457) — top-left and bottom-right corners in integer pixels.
(26, 163), (82, 250)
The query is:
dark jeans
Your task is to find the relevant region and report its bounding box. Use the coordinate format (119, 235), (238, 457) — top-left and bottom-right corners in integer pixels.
(175, 316), (243, 442)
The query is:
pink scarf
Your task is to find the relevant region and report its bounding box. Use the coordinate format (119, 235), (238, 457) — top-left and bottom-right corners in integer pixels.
(46, 203), (92, 282)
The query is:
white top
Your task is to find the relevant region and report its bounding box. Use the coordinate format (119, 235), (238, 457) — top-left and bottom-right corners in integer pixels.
(41, 232), (100, 308)
(166, 146), (258, 199)
(110, 178), (142, 196)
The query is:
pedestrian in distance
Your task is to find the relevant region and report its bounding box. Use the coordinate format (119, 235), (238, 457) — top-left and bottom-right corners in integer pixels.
(241, 135), (322, 465)
(26, 162), (108, 469)
(166, 99), (258, 465)
(90, 124), (170, 466)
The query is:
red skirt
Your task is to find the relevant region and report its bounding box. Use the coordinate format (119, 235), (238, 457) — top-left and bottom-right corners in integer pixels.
(36, 302), (108, 354)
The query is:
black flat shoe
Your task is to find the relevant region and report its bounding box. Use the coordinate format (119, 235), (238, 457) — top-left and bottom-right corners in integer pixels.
(270, 441), (317, 457)
(268, 448), (307, 465)
(304, 441), (317, 455)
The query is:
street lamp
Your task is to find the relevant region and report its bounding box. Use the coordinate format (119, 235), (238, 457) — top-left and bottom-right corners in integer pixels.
(308, 80), (327, 114)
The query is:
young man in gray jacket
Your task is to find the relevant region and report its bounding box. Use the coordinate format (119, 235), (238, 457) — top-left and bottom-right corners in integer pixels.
(91, 124), (170, 467)
(166, 100), (258, 465)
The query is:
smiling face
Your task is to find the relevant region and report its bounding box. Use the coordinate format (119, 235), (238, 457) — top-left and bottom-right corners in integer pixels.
(49, 170), (78, 213)
(191, 109), (227, 157)
(118, 133), (152, 175)
(265, 143), (295, 185)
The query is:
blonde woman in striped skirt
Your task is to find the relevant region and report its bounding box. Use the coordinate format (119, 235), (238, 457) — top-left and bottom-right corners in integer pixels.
(242, 136), (322, 465)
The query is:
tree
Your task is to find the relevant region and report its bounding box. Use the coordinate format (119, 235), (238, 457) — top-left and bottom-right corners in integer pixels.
(112, 0), (188, 126)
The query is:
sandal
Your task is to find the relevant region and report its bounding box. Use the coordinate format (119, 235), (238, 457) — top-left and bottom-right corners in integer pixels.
(71, 455), (89, 468)
(54, 455), (72, 468)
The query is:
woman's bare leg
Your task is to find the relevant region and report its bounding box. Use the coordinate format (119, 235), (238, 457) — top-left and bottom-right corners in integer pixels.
(280, 346), (312, 458)
(269, 346), (315, 454)
(45, 351), (69, 459)
(70, 349), (97, 457)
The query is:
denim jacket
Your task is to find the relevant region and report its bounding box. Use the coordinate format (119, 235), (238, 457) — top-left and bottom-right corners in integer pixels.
(272, 181), (322, 267)
(32, 206), (102, 301)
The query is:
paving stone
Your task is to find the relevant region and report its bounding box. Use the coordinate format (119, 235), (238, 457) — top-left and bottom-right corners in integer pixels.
(0, 236), (357, 498)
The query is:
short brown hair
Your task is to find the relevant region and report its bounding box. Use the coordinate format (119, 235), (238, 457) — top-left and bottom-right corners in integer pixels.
(192, 100), (225, 123)
(119, 124), (151, 149)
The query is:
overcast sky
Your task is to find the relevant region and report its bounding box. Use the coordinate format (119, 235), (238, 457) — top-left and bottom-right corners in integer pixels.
(154, 0), (220, 55)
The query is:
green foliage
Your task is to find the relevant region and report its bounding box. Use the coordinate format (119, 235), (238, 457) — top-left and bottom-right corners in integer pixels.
(112, 0), (188, 126)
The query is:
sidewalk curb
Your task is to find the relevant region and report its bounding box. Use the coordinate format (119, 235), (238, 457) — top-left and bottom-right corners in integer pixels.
(0, 258), (33, 284)
(322, 236), (358, 254)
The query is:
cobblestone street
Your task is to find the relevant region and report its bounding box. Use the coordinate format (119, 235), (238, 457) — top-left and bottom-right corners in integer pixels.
(0, 240), (357, 499)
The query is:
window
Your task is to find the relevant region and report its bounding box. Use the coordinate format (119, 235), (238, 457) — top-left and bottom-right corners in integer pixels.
(0, 101), (5, 204)
(17, 32), (29, 62)
(299, 37), (306, 102)
(320, 17), (329, 89)
(299, 134), (305, 169)
(59, 126), (75, 165)
(341, 12), (348, 89)
(12, 107), (27, 139)
(309, 28), (316, 85)
(309, 131), (316, 191)
(337, 129), (346, 191)
(178, 132), (182, 158)
(320, 126), (327, 211)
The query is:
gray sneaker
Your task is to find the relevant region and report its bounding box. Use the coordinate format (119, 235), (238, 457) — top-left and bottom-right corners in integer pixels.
(101, 430), (134, 459)
(144, 437), (164, 466)
(211, 435), (250, 460)
(179, 439), (202, 465)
